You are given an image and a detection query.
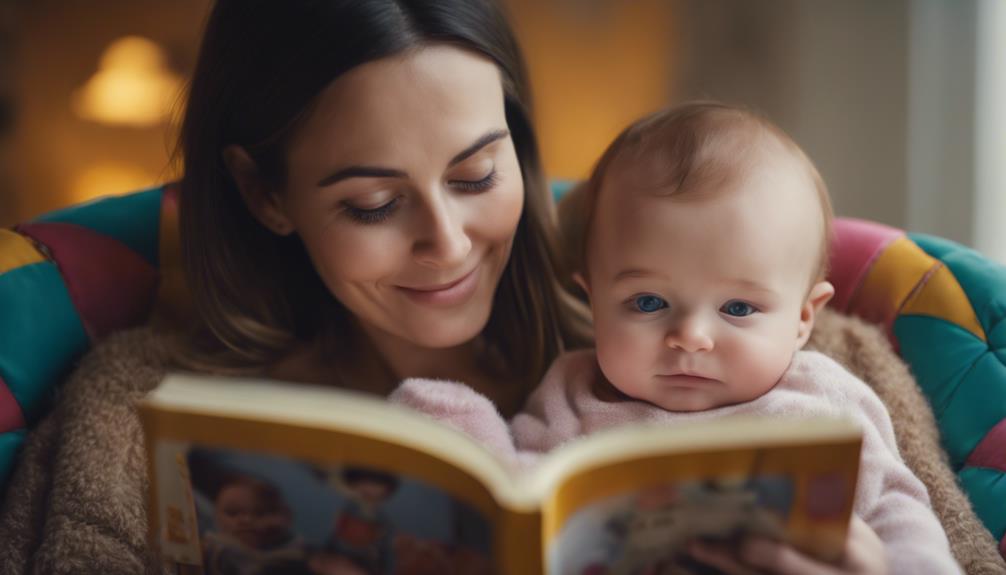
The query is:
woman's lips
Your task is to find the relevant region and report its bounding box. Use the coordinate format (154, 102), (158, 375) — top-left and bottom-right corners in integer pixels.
(397, 266), (480, 307)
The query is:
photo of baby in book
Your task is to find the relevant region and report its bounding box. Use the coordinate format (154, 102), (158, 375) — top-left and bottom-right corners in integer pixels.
(390, 102), (961, 574)
(183, 447), (494, 575)
(200, 474), (304, 575)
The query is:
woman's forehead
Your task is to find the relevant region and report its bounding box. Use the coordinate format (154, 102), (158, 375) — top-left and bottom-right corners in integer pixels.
(285, 45), (507, 171)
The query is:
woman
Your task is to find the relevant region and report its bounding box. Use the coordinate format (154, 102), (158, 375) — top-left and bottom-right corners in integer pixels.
(0, 1), (998, 574)
(177, 0), (590, 415)
(0, 1), (586, 573)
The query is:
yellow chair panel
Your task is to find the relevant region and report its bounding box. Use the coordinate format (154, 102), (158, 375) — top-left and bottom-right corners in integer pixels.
(0, 229), (46, 275)
(901, 264), (986, 341)
(852, 236), (936, 323)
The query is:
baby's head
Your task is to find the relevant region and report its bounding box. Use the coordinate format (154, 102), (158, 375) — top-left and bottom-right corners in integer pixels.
(212, 475), (292, 549)
(341, 467), (399, 505)
(573, 102), (834, 412)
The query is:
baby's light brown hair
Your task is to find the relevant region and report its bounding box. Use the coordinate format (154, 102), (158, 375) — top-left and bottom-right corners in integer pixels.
(560, 101), (833, 290)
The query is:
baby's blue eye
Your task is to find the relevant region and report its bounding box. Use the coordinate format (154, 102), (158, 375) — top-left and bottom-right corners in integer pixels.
(633, 295), (668, 313)
(722, 300), (756, 317)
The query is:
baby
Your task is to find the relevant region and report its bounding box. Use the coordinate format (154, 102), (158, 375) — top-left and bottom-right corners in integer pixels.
(201, 474), (305, 575)
(391, 102), (959, 574)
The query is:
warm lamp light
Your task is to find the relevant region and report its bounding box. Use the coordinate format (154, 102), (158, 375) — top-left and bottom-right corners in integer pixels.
(72, 36), (183, 127)
(70, 162), (158, 204)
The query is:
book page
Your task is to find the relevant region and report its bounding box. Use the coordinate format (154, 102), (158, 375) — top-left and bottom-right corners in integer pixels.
(534, 418), (861, 574)
(142, 376), (550, 575)
(150, 439), (499, 575)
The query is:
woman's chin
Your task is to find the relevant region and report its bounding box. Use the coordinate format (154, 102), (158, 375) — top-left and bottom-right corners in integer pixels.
(404, 319), (487, 350)
(403, 304), (493, 348)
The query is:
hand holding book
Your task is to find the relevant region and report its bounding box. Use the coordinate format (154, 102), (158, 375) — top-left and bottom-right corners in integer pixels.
(688, 515), (887, 575)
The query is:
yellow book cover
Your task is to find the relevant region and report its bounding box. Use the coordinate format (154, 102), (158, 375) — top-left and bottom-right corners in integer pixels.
(139, 372), (862, 575)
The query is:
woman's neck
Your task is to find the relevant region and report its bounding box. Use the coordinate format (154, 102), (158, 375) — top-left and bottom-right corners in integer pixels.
(355, 320), (483, 384)
(269, 321), (529, 416)
(353, 321), (528, 417)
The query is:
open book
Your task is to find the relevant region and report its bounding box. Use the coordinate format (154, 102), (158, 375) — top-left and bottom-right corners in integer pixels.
(140, 373), (863, 575)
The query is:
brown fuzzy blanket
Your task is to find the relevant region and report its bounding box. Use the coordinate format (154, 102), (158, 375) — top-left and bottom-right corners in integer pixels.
(808, 309), (1005, 574)
(0, 310), (1003, 574)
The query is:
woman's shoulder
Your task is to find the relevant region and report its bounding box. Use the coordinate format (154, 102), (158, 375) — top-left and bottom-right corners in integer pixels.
(59, 325), (175, 403)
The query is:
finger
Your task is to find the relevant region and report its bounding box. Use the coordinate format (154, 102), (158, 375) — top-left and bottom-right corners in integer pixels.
(842, 516), (887, 573)
(688, 541), (764, 575)
(741, 538), (839, 575)
(849, 515), (883, 549)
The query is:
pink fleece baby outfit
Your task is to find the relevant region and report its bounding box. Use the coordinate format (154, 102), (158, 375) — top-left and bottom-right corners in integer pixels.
(390, 349), (960, 574)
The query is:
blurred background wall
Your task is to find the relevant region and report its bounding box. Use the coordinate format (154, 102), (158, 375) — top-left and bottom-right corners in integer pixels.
(0, 0), (205, 226)
(0, 0), (1002, 262)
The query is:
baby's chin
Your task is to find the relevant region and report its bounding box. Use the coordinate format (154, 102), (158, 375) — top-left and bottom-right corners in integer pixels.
(643, 387), (769, 413)
(643, 390), (726, 413)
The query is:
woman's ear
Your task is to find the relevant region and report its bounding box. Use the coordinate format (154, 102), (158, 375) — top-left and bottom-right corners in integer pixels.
(222, 145), (295, 236)
(795, 280), (835, 349)
(573, 272), (591, 298)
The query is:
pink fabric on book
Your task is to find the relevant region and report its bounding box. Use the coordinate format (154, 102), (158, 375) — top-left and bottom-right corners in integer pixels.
(391, 349), (961, 575)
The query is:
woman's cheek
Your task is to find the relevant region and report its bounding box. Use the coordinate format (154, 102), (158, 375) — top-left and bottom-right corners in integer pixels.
(308, 225), (405, 286)
(477, 177), (524, 244)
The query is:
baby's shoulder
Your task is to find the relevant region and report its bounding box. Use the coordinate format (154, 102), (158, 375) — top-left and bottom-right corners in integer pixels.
(540, 348), (601, 388)
(774, 350), (888, 414)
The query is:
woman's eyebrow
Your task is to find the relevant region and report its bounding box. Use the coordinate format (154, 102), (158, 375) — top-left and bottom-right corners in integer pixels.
(317, 166), (407, 188)
(316, 129), (510, 188)
(447, 128), (509, 167)
(317, 128), (511, 187)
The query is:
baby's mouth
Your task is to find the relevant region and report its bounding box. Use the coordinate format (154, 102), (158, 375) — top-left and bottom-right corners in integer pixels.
(655, 373), (719, 386)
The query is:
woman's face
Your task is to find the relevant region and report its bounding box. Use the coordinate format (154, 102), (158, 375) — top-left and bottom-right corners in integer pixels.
(274, 46), (524, 351)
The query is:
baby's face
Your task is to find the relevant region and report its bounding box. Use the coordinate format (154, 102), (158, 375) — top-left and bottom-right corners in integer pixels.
(584, 154), (830, 412)
(214, 484), (285, 549)
(351, 480), (393, 505)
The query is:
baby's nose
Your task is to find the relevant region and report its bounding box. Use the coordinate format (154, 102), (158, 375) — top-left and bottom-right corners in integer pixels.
(664, 315), (714, 352)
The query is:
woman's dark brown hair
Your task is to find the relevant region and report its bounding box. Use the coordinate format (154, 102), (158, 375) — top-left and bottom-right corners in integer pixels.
(177, 0), (590, 384)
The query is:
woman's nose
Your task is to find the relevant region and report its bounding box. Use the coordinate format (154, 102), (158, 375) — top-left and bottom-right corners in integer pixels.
(413, 191), (472, 269)
(664, 314), (714, 353)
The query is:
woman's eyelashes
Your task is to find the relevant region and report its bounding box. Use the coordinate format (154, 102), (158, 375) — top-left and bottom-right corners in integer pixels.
(342, 169), (499, 225)
(448, 168), (498, 192)
(343, 197), (401, 224)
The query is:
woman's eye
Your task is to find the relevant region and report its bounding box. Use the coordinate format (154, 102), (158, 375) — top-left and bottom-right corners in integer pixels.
(449, 169), (498, 192)
(344, 197), (400, 224)
(721, 300), (757, 317)
(633, 294), (668, 314)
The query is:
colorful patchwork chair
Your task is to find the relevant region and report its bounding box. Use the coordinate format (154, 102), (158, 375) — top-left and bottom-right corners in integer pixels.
(0, 184), (1004, 559)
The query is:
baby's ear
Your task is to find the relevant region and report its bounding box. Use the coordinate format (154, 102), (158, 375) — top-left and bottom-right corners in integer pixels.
(795, 281), (835, 349)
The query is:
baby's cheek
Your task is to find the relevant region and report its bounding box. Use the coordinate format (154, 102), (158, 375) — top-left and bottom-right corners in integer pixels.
(728, 334), (794, 396)
(594, 318), (655, 388)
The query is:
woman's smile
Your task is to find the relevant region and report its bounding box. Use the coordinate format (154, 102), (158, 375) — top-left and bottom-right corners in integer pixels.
(396, 264), (482, 307)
